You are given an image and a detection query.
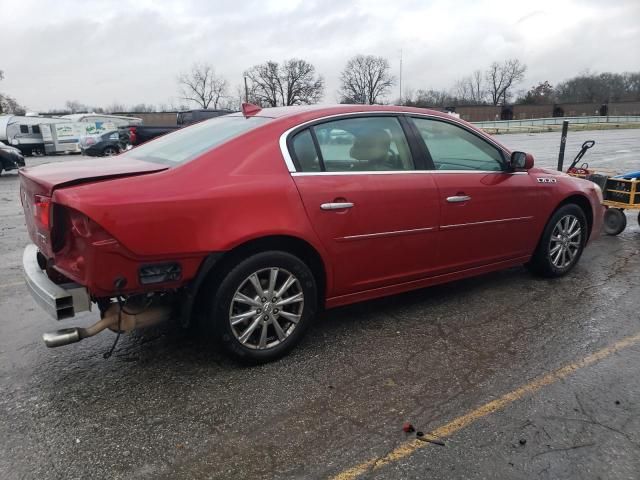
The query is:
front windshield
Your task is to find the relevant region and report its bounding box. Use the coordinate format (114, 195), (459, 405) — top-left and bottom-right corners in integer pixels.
(125, 115), (271, 166)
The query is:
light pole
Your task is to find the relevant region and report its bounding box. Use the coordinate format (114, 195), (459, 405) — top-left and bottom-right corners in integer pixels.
(399, 49), (403, 105)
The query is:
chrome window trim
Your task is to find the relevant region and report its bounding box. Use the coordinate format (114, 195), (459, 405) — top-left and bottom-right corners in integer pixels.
(279, 111), (511, 174)
(291, 170), (527, 177)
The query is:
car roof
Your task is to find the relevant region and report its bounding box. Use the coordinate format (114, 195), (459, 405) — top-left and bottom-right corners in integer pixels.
(231, 104), (453, 121)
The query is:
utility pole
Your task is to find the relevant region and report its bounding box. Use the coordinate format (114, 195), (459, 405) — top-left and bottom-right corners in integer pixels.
(244, 76), (249, 103)
(399, 49), (403, 105)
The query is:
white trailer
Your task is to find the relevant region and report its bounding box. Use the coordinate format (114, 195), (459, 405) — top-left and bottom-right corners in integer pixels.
(0, 115), (69, 156)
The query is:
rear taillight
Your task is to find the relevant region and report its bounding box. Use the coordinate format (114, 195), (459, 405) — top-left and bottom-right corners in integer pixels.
(34, 195), (51, 230)
(69, 208), (114, 244)
(52, 206), (115, 253)
(129, 127), (137, 144)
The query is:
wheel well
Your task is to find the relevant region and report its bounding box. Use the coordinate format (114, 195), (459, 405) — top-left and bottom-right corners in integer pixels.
(557, 194), (594, 238)
(190, 235), (327, 323)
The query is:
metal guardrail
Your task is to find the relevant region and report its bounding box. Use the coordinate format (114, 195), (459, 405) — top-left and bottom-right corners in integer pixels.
(473, 115), (640, 128)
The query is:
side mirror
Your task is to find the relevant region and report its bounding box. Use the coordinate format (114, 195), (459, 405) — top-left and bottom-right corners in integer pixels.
(510, 151), (534, 170)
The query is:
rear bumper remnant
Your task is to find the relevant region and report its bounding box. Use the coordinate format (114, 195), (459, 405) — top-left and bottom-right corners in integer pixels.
(22, 243), (91, 320)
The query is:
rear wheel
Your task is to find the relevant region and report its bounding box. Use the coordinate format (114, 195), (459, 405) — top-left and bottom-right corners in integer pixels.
(603, 208), (626, 236)
(206, 251), (317, 363)
(103, 146), (119, 156)
(528, 204), (587, 278)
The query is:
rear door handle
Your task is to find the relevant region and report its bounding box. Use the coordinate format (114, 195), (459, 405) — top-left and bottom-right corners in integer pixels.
(446, 195), (471, 203)
(320, 202), (354, 210)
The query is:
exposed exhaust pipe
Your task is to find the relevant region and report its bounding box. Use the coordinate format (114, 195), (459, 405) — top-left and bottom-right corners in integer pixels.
(42, 303), (172, 348)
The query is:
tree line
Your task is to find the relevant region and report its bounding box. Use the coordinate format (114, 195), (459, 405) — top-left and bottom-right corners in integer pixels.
(1, 59), (639, 115)
(403, 66), (640, 108)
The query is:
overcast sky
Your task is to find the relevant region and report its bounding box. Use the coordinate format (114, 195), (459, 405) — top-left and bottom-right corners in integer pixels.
(1, 0), (638, 112)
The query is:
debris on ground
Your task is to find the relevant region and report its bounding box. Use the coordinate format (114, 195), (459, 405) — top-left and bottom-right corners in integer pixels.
(402, 422), (415, 433)
(414, 431), (445, 446)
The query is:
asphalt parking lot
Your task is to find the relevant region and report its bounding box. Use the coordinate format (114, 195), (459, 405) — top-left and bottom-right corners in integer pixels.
(1, 128), (639, 479)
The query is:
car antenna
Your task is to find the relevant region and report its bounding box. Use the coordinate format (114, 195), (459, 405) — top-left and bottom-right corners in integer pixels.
(241, 103), (261, 118)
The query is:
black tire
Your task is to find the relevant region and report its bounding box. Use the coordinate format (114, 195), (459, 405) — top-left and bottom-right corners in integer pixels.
(528, 204), (588, 278)
(603, 208), (626, 236)
(206, 251), (317, 363)
(103, 146), (119, 156)
(637, 211), (640, 228)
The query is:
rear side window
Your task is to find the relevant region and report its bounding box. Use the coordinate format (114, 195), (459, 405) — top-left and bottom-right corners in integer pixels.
(291, 116), (414, 172)
(411, 117), (504, 171)
(125, 115), (271, 165)
(291, 130), (321, 171)
(32, 125), (41, 134)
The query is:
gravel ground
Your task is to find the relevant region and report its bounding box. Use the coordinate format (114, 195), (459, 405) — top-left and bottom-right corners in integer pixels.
(1, 129), (639, 479)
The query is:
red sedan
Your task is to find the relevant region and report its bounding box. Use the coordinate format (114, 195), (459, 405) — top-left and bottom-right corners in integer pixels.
(20, 104), (604, 362)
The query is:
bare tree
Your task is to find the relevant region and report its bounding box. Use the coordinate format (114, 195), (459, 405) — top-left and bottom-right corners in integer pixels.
(0, 94), (25, 115)
(401, 88), (454, 107)
(282, 59), (324, 105)
(65, 100), (89, 113)
(338, 55), (395, 104)
(106, 102), (126, 113)
(245, 61), (285, 107)
(454, 71), (487, 104)
(485, 59), (527, 105)
(129, 103), (157, 112)
(0, 70), (26, 115)
(244, 59), (324, 107)
(178, 63), (228, 109)
(469, 70), (486, 103)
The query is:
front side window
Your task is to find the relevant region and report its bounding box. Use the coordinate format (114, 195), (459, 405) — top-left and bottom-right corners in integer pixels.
(411, 117), (505, 171)
(292, 116), (414, 172)
(20, 125), (29, 134)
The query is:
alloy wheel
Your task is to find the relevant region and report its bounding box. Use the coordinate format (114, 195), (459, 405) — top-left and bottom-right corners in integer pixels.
(228, 267), (304, 350)
(548, 214), (582, 269)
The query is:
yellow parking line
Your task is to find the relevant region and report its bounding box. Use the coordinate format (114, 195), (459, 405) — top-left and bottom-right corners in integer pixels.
(331, 331), (640, 480)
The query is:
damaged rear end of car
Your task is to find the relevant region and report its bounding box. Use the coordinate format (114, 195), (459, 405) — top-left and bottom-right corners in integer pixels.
(19, 112), (277, 352)
(20, 159), (182, 348)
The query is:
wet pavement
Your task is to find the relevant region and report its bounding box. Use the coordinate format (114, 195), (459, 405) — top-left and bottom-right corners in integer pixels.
(1, 129), (639, 479)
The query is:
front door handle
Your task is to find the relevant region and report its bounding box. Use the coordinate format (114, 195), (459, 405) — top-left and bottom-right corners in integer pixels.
(320, 202), (354, 211)
(446, 195), (471, 203)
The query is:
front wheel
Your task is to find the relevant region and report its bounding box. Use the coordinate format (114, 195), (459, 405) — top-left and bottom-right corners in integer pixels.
(527, 204), (587, 278)
(207, 251), (317, 363)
